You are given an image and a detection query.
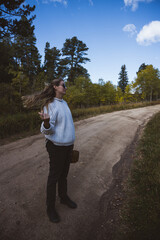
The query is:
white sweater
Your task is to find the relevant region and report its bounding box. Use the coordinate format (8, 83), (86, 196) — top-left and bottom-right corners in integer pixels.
(40, 98), (75, 146)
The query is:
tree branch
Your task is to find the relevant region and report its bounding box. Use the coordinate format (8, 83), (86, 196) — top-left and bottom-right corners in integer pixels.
(0, 8), (21, 17)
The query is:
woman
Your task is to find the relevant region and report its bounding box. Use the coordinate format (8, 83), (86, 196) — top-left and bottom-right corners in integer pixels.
(24, 78), (77, 223)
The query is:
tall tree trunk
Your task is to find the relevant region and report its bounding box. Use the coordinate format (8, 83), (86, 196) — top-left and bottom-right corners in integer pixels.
(150, 88), (152, 102)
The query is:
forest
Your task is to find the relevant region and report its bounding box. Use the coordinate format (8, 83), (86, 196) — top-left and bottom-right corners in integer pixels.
(1, 1), (160, 138)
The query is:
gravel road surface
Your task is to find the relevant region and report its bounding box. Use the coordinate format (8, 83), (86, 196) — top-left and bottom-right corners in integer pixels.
(0, 105), (160, 240)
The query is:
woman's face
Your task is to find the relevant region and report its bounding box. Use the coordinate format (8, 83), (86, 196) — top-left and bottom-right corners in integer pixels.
(54, 81), (67, 97)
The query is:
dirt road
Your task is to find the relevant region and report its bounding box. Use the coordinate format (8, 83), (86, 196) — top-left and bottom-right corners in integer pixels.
(0, 105), (160, 240)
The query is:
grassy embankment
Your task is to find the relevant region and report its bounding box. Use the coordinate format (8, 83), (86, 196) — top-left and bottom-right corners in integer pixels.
(1, 100), (160, 143)
(119, 111), (160, 240)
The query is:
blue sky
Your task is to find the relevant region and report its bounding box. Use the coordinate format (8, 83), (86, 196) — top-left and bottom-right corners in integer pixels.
(26, 0), (160, 85)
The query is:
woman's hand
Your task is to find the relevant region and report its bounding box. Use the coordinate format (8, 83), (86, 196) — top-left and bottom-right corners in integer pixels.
(38, 111), (50, 129)
(38, 111), (50, 121)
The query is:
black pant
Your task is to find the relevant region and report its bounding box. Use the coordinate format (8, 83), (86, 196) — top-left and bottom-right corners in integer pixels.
(46, 139), (73, 210)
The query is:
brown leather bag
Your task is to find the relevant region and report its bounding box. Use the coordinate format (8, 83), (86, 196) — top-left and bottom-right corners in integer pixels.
(71, 150), (79, 163)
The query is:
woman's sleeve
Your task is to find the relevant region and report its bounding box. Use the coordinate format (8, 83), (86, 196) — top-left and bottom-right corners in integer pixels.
(40, 105), (57, 135)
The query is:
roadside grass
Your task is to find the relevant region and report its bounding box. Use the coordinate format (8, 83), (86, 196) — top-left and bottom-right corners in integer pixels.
(71, 100), (160, 120)
(119, 111), (160, 240)
(1, 100), (160, 144)
(0, 112), (41, 139)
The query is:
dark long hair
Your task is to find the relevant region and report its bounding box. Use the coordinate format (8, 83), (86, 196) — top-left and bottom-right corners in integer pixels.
(22, 78), (63, 109)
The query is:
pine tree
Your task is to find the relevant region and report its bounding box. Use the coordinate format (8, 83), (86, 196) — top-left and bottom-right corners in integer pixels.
(0, 37), (15, 83)
(62, 36), (90, 84)
(137, 63), (148, 74)
(0, 0), (35, 38)
(0, 1), (38, 88)
(13, 16), (41, 88)
(44, 42), (61, 83)
(118, 64), (128, 93)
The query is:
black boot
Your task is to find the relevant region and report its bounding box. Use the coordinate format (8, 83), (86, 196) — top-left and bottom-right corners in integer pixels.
(60, 196), (77, 209)
(47, 208), (60, 223)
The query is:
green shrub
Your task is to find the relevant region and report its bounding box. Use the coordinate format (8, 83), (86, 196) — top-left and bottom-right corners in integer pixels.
(71, 101), (160, 121)
(0, 112), (41, 138)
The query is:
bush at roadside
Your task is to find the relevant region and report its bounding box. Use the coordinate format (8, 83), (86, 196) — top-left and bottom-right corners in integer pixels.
(0, 112), (41, 138)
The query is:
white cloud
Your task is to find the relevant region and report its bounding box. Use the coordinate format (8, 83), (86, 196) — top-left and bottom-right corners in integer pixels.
(136, 21), (160, 46)
(42, 0), (67, 6)
(123, 24), (137, 36)
(89, 0), (93, 6)
(51, 0), (67, 5)
(124, 0), (153, 11)
(42, 0), (48, 3)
